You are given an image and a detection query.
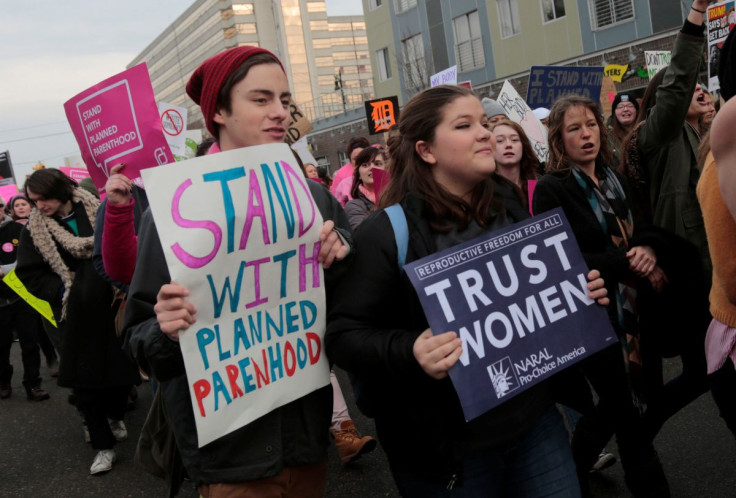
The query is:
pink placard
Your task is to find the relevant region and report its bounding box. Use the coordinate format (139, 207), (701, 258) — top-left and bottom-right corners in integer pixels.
(372, 167), (390, 202)
(64, 63), (174, 190)
(0, 184), (18, 203)
(59, 166), (91, 182)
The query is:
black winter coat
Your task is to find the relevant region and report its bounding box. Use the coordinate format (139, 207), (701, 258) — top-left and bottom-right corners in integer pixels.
(15, 201), (139, 389)
(325, 192), (552, 481)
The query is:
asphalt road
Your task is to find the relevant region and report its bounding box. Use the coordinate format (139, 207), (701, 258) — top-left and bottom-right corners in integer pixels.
(0, 346), (734, 497)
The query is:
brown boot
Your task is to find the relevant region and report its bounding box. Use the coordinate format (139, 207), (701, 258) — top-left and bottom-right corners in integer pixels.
(330, 420), (377, 464)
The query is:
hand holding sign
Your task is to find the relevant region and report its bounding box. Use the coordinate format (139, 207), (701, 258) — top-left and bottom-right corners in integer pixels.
(413, 329), (463, 380)
(318, 220), (348, 269)
(154, 281), (197, 341)
(104, 164), (133, 205)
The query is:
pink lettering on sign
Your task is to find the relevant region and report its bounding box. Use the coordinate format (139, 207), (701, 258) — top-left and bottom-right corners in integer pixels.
(64, 63), (174, 190)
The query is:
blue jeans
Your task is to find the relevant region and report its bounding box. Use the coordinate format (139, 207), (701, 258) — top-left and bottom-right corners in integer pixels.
(391, 408), (580, 498)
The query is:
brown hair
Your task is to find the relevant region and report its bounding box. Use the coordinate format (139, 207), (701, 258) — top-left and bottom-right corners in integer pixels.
(546, 96), (613, 173)
(350, 146), (382, 199)
(24, 168), (78, 203)
(380, 85), (501, 231)
(491, 119), (539, 206)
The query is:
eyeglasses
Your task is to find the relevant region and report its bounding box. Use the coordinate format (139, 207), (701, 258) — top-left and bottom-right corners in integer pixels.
(616, 104), (636, 111)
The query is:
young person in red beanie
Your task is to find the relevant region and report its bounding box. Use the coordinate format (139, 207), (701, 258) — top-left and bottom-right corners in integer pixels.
(123, 46), (351, 497)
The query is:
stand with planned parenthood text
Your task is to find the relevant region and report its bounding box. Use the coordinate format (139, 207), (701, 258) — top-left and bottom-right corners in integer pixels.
(141, 143), (330, 447)
(405, 208), (617, 421)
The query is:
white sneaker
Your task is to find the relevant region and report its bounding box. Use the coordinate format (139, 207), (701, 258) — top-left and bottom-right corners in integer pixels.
(108, 419), (127, 442)
(90, 449), (116, 475)
(590, 449), (617, 473)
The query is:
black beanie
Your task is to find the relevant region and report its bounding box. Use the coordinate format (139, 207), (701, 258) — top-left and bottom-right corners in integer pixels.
(718, 28), (736, 101)
(612, 92), (639, 112)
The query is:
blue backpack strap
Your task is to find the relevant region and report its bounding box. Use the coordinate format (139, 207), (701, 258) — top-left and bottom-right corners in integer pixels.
(385, 204), (409, 268)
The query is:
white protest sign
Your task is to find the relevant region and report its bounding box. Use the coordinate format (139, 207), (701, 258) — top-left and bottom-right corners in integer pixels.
(645, 51), (672, 79)
(142, 143), (330, 447)
(158, 102), (188, 159)
(291, 137), (318, 167)
(497, 80), (549, 163)
(430, 65), (458, 87)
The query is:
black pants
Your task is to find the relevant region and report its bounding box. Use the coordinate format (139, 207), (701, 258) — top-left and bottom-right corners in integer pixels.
(75, 386), (129, 450)
(0, 300), (43, 389)
(640, 322), (709, 439)
(709, 358), (736, 438)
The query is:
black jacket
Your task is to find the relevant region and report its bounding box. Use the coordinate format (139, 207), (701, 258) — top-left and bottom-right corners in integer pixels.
(15, 201), (139, 388)
(122, 180), (350, 484)
(325, 192), (552, 479)
(0, 215), (22, 304)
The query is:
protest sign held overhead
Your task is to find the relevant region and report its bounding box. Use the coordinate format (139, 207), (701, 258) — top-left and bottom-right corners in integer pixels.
(404, 208), (616, 421)
(141, 143), (330, 447)
(64, 63), (175, 190)
(526, 66), (605, 108)
(604, 64), (629, 83)
(497, 81), (549, 163)
(0, 151), (15, 186)
(284, 100), (313, 146)
(364, 96), (400, 135)
(158, 102), (189, 160)
(644, 51), (671, 79)
(59, 166), (91, 182)
(707, 1), (736, 92)
(430, 65), (458, 87)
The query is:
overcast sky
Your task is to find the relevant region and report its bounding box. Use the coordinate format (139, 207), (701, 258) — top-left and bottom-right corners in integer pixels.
(0, 0), (362, 182)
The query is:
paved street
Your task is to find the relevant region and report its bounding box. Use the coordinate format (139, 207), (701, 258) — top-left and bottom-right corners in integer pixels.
(1, 345), (734, 497)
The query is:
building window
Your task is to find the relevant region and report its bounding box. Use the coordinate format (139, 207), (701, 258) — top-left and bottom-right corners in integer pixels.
(588, 0), (634, 30)
(402, 34), (426, 93)
(541, 0), (565, 23)
(232, 3), (254, 15)
(306, 2), (326, 12)
(310, 20), (329, 31)
(236, 23), (257, 34)
(395, 0), (417, 13)
(370, 0), (382, 10)
(376, 47), (392, 81)
(315, 56), (333, 67)
(329, 22), (354, 31)
(453, 11), (485, 72)
(497, 0), (521, 39)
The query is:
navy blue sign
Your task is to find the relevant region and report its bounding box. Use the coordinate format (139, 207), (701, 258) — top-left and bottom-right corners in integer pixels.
(526, 66), (605, 109)
(405, 208), (616, 421)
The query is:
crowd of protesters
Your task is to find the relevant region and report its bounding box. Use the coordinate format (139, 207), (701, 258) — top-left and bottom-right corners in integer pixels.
(1, 1), (734, 496)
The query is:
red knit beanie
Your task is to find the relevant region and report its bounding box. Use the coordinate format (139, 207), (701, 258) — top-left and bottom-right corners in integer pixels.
(186, 46), (284, 138)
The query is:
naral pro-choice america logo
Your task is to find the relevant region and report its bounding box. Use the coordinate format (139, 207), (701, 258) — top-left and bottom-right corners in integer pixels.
(487, 357), (520, 399)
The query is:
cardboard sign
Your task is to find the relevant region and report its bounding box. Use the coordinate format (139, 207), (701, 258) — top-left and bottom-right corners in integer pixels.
(158, 102), (189, 159)
(644, 51), (671, 79)
(600, 77), (616, 117)
(364, 96), (400, 135)
(497, 80), (549, 163)
(141, 143), (330, 447)
(284, 100), (313, 146)
(59, 166), (91, 182)
(458, 81), (473, 90)
(64, 63), (175, 190)
(430, 65), (458, 87)
(404, 208), (616, 421)
(707, 1), (736, 92)
(3, 270), (57, 327)
(604, 64), (628, 83)
(526, 66), (605, 108)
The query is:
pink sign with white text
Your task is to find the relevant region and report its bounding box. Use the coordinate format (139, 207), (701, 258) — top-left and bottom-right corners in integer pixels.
(0, 184), (18, 203)
(64, 63), (174, 190)
(59, 167), (91, 182)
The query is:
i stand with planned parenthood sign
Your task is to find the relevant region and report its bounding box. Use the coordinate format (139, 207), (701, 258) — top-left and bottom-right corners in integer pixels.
(404, 208), (616, 421)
